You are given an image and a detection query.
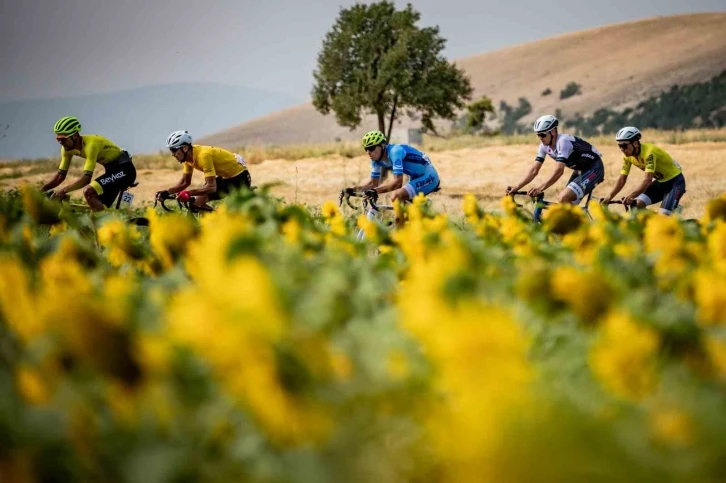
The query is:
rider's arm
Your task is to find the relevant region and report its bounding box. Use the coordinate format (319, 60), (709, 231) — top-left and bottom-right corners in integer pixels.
(604, 159), (632, 201)
(626, 151), (658, 199)
(349, 161), (384, 192)
(352, 178), (380, 192)
(168, 173), (192, 194)
(605, 175), (628, 201)
(58, 173), (93, 196)
(535, 161), (566, 192)
(187, 176), (217, 196)
(41, 172), (66, 192)
(374, 174), (404, 194)
(626, 171), (654, 199)
(508, 160), (543, 193)
(60, 142), (98, 195)
(43, 147), (74, 192)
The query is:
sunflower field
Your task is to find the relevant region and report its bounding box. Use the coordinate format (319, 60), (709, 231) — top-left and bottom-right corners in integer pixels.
(2, 185), (726, 482)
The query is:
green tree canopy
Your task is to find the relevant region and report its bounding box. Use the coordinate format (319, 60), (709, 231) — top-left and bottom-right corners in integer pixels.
(312, 1), (473, 138)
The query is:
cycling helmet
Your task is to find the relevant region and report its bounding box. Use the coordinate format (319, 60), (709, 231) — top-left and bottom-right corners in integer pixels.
(166, 130), (193, 149)
(53, 116), (81, 135)
(362, 130), (387, 148)
(533, 115), (559, 133)
(615, 126), (641, 142)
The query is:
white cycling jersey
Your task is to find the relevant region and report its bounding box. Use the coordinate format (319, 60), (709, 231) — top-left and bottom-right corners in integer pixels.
(535, 133), (602, 171)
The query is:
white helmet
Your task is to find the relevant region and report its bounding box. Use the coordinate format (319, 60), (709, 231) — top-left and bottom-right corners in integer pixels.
(166, 130), (192, 149)
(615, 126), (641, 142)
(533, 115), (559, 134)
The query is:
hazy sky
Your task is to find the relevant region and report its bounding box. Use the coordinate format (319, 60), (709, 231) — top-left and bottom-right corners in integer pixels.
(1, 0), (724, 103)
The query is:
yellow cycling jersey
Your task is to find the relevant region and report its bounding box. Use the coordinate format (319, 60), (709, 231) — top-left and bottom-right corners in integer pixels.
(182, 145), (247, 179)
(58, 134), (124, 174)
(620, 143), (682, 182)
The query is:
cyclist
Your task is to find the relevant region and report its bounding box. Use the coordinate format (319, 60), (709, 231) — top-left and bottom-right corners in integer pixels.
(601, 127), (686, 215)
(340, 130), (440, 204)
(505, 115), (605, 204)
(156, 130), (251, 209)
(41, 116), (136, 212)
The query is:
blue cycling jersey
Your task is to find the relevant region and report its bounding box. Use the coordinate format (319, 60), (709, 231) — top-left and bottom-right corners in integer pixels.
(371, 144), (433, 179)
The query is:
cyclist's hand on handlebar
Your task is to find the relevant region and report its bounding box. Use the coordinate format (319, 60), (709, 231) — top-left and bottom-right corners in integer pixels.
(527, 187), (543, 198)
(600, 196), (612, 205)
(51, 187), (68, 200)
(338, 187), (355, 205)
(177, 190), (192, 203)
(155, 190), (171, 201)
(505, 186), (514, 196)
(622, 196), (636, 207)
(363, 189), (378, 200)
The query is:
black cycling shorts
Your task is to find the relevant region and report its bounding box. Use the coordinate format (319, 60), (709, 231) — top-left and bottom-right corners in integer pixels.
(91, 152), (137, 207)
(566, 157), (605, 203)
(209, 170), (252, 201)
(638, 173), (686, 214)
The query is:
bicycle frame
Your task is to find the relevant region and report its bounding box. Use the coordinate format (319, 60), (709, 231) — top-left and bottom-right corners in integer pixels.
(340, 192), (394, 241)
(47, 183), (148, 226)
(511, 190), (599, 223)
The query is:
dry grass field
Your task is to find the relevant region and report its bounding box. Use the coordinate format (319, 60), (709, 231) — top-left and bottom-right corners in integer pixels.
(3, 131), (725, 219)
(201, 13), (726, 148)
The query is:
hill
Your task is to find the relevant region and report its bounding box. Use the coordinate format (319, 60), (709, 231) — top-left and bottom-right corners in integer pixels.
(0, 83), (301, 159)
(201, 12), (726, 147)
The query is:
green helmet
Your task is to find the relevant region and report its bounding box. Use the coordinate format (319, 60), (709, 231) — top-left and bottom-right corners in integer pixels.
(53, 116), (82, 135)
(361, 130), (386, 148)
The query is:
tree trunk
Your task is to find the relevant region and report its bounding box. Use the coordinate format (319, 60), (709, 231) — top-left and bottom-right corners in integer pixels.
(386, 95), (398, 140)
(377, 110), (386, 133)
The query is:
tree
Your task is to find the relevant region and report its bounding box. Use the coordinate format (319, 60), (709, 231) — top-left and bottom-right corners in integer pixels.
(312, 1), (472, 138)
(464, 97), (495, 134)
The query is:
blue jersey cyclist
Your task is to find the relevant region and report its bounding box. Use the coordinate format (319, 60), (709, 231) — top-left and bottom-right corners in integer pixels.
(506, 115), (605, 204)
(341, 130), (440, 203)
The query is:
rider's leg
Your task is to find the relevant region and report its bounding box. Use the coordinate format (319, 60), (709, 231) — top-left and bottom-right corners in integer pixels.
(89, 162), (135, 212)
(562, 160), (604, 205)
(657, 174), (686, 216)
(558, 187), (578, 204)
(390, 187), (411, 204)
(391, 187), (411, 227)
(194, 194), (214, 210)
(84, 183), (106, 212)
(636, 181), (663, 211)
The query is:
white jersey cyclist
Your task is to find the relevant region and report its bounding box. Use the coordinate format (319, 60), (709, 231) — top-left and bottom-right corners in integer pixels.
(533, 133), (605, 202)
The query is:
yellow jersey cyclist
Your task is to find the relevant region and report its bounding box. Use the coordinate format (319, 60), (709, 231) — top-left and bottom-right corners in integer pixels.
(601, 127), (686, 215)
(506, 115), (605, 204)
(341, 130), (440, 204)
(156, 130), (252, 209)
(41, 116), (137, 212)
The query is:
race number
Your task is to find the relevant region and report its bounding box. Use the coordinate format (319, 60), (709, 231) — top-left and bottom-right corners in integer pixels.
(121, 192), (134, 206)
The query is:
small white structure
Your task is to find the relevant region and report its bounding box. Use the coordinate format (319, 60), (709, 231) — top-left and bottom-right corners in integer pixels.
(389, 128), (423, 146)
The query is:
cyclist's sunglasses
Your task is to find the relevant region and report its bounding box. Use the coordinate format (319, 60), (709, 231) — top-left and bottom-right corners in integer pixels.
(536, 131), (550, 139)
(55, 135), (72, 143)
(169, 147), (181, 154)
(364, 145), (378, 153)
(617, 143), (631, 150)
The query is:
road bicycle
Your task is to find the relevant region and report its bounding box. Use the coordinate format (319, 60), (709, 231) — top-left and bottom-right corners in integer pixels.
(339, 190), (395, 241)
(154, 192), (215, 216)
(509, 189), (610, 223)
